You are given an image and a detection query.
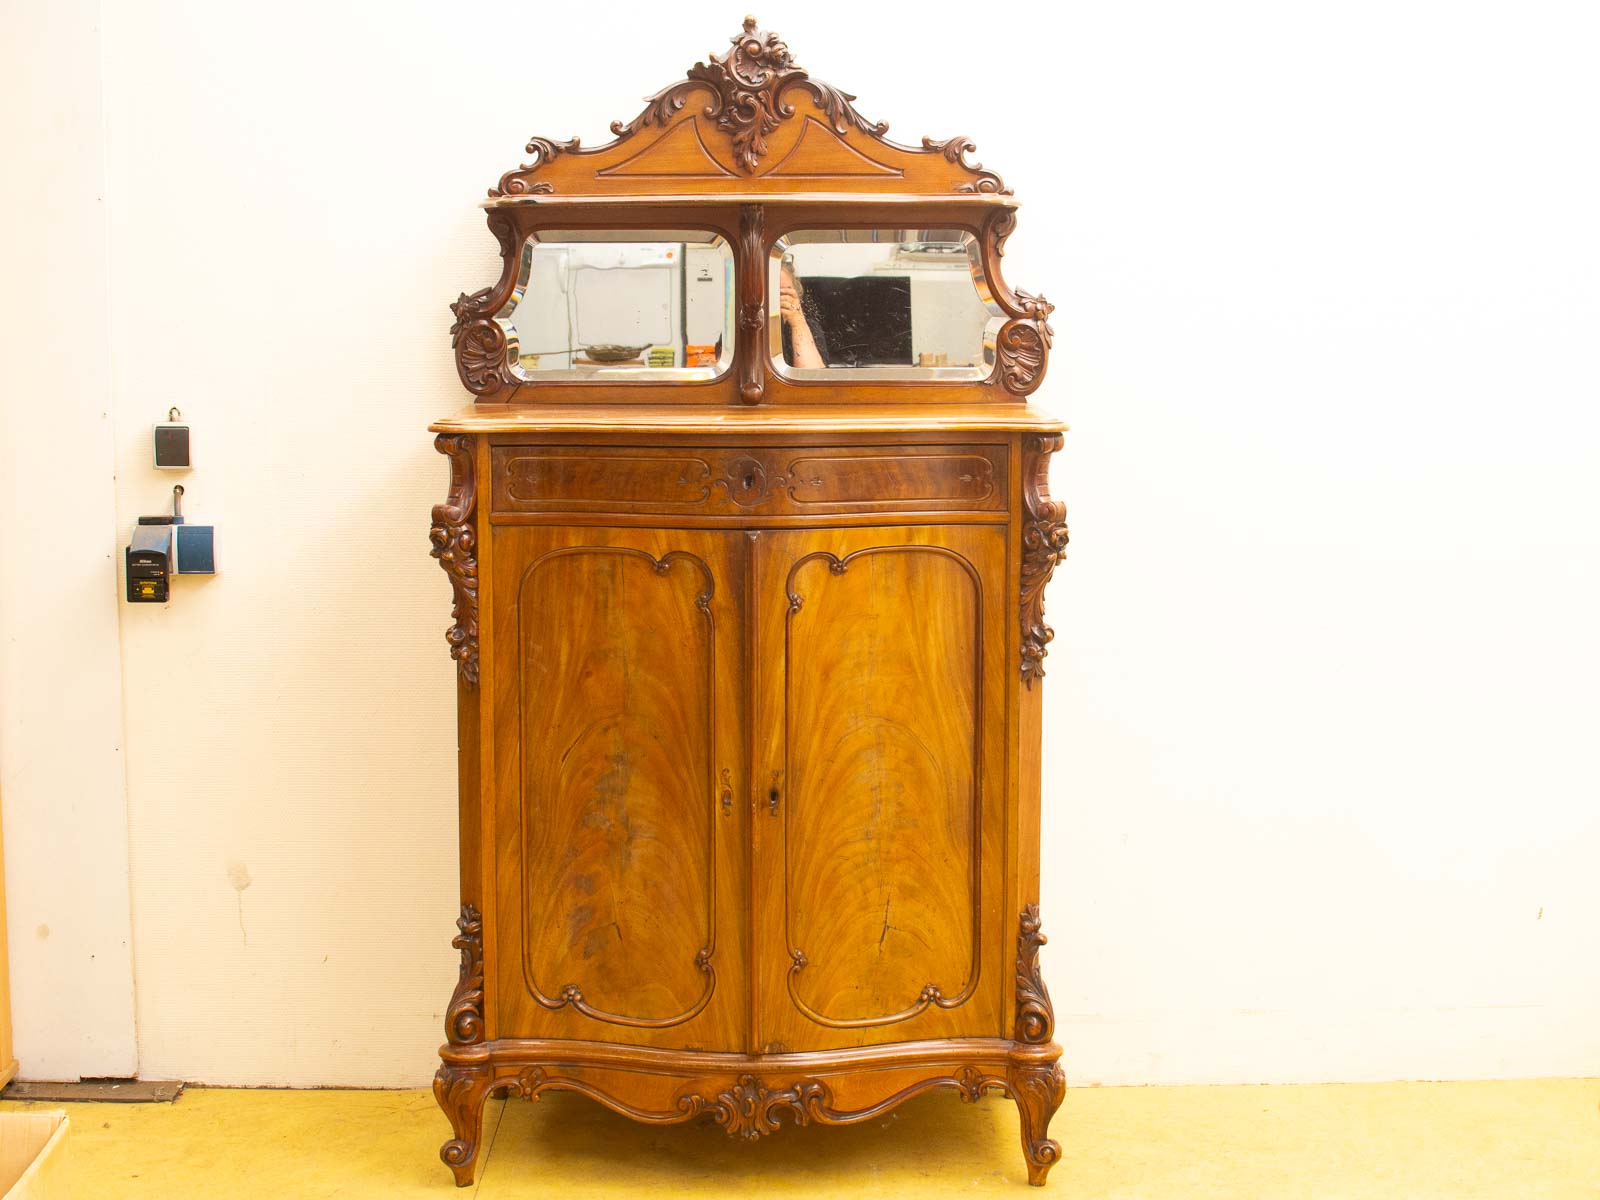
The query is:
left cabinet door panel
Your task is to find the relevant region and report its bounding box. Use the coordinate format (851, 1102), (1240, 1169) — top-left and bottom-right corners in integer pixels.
(489, 525), (746, 1050)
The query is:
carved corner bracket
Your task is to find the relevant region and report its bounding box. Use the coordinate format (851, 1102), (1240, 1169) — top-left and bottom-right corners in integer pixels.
(430, 435), (480, 688)
(448, 212), (517, 399)
(1014, 904), (1056, 1043)
(1019, 433), (1069, 685)
(985, 208), (1055, 397)
(445, 903), (485, 1045)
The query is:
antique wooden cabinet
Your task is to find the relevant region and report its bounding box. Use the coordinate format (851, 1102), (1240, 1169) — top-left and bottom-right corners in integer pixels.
(429, 18), (1069, 1188)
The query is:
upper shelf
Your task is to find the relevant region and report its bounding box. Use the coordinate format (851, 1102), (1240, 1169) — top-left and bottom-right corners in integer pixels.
(484, 16), (1017, 205)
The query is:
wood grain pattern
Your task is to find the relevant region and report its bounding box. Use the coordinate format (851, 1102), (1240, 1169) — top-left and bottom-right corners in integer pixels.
(489, 526), (747, 1050)
(490, 444), (1006, 517)
(781, 545), (982, 1029)
(752, 525), (1008, 1053)
(518, 545), (718, 1028)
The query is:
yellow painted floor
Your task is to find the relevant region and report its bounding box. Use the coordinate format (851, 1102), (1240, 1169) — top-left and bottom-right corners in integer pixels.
(3, 1078), (1597, 1198)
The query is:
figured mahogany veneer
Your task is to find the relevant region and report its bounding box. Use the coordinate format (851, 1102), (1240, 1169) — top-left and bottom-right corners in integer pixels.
(429, 16), (1070, 1190)
(490, 444), (1006, 518)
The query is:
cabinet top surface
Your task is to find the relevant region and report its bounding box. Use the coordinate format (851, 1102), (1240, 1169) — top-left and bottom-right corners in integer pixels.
(429, 402), (1067, 437)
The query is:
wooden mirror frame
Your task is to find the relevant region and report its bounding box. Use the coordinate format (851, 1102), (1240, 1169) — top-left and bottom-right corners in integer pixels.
(448, 17), (1053, 405)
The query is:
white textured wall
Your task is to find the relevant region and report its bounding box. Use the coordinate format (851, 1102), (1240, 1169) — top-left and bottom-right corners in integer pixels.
(2, 0), (1596, 1086)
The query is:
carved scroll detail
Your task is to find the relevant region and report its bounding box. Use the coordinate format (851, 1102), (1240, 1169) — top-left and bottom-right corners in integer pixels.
(996, 306), (1054, 396)
(923, 135), (1010, 195)
(430, 434), (479, 687)
(444, 903), (485, 1045)
(1015, 903), (1055, 1043)
(981, 208), (1055, 396)
(448, 211), (517, 397)
(1019, 434), (1069, 685)
(700, 1075), (831, 1140)
(493, 137), (581, 199)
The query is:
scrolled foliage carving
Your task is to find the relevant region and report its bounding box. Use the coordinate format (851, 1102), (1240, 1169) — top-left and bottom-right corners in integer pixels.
(1015, 903), (1055, 1043)
(430, 435), (479, 686)
(447, 211), (518, 397)
(1019, 434), (1069, 685)
(444, 903), (485, 1045)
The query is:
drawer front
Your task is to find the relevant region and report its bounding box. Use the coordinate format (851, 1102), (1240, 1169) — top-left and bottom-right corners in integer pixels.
(490, 444), (1007, 517)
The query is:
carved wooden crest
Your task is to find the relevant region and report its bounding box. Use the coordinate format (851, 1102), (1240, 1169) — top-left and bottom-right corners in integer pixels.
(488, 16), (1010, 198)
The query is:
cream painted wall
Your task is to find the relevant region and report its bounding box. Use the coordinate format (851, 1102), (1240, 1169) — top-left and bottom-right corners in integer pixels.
(3, 0), (1597, 1087)
(0, 0), (139, 1081)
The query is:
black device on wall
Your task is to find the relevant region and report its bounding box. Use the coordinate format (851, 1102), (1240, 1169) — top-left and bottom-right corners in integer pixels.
(126, 526), (172, 603)
(124, 482), (217, 603)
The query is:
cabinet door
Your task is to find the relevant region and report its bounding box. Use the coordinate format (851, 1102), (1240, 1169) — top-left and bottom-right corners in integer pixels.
(752, 525), (1008, 1052)
(490, 526), (746, 1050)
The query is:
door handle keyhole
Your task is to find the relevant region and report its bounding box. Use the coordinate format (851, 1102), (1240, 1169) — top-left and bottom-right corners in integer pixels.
(768, 786), (780, 815)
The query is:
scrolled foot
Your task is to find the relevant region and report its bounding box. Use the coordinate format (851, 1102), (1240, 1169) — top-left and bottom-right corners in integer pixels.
(1009, 1061), (1066, 1186)
(434, 1062), (493, 1187)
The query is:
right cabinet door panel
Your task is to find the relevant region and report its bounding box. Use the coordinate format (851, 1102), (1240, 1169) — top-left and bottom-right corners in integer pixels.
(752, 524), (1008, 1052)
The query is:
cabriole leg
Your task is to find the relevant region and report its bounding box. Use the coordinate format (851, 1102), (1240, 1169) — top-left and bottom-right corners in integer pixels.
(434, 1062), (493, 1187)
(1009, 1061), (1066, 1186)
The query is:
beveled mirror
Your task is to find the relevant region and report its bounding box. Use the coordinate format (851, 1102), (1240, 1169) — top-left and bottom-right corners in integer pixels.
(767, 229), (1001, 381)
(497, 230), (734, 380)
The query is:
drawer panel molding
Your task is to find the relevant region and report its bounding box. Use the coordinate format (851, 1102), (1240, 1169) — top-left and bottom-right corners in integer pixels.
(491, 444), (1007, 517)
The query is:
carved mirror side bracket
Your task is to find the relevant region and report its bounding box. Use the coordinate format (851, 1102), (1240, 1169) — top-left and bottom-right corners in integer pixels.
(445, 903), (486, 1045)
(448, 212), (519, 399)
(1019, 433), (1068, 685)
(430, 435), (480, 687)
(984, 208), (1055, 397)
(1014, 903), (1056, 1043)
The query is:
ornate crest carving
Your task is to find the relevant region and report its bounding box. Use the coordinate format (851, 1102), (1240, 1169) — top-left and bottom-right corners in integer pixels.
(445, 903), (485, 1045)
(1014, 903), (1055, 1043)
(1019, 434), (1069, 685)
(488, 16), (1012, 197)
(430, 434), (480, 687)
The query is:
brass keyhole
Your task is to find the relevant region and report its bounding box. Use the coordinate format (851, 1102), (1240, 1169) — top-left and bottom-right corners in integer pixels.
(743, 473), (756, 491)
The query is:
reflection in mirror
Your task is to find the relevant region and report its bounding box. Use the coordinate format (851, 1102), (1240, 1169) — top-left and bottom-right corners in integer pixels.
(498, 231), (734, 380)
(769, 230), (1002, 381)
